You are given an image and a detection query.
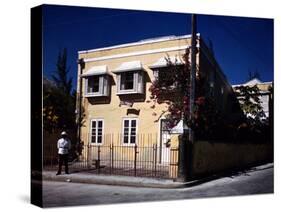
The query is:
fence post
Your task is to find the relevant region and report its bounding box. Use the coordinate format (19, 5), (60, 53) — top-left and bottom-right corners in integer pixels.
(97, 145), (101, 174)
(87, 144), (91, 169)
(110, 143), (114, 174)
(153, 144), (157, 177)
(134, 144), (138, 176)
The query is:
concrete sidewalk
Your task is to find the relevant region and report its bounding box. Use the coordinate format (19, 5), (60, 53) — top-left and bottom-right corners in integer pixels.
(42, 163), (273, 189)
(43, 171), (191, 188)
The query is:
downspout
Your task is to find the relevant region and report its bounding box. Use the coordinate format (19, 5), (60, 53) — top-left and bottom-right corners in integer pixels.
(77, 58), (85, 146)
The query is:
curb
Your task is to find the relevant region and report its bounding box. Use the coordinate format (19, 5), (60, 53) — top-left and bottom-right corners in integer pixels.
(42, 163), (273, 189)
(43, 173), (195, 189)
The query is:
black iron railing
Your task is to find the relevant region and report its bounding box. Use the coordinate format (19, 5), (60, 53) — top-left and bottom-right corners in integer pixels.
(43, 133), (178, 179)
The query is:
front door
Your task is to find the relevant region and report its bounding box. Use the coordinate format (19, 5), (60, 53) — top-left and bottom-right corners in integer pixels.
(159, 119), (171, 164)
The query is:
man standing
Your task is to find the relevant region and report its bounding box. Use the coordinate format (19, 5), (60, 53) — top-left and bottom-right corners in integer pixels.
(56, 131), (71, 175)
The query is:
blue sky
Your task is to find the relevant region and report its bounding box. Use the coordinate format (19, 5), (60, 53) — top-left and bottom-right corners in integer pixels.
(43, 4), (273, 89)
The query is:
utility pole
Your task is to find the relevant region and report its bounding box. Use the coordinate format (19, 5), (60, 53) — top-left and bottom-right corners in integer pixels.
(177, 14), (197, 182)
(189, 14), (197, 143)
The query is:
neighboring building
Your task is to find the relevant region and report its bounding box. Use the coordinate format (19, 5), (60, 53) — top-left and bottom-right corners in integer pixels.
(232, 78), (273, 119)
(76, 34), (241, 178)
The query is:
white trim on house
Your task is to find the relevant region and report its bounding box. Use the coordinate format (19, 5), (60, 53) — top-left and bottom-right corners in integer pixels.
(121, 117), (138, 146)
(81, 65), (109, 77)
(83, 45), (190, 63)
(78, 34), (200, 54)
(89, 118), (104, 145)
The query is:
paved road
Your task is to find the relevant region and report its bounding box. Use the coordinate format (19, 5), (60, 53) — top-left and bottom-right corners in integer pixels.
(42, 164), (273, 207)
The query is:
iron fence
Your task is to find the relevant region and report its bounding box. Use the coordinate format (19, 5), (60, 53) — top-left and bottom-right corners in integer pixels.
(43, 133), (179, 179)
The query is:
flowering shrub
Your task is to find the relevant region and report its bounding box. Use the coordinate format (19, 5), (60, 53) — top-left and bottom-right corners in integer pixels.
(149, 48), (226, 139)
(149, 49), (191, 129)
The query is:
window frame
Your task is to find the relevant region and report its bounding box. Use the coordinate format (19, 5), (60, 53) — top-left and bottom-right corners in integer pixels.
(89, 118), (104, 145)
(116, 71), (143, 95)
(122, 118), (138, 145)
(84, 75), (109, 97)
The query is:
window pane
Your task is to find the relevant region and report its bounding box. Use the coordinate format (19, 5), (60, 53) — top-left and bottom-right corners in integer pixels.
(124, 136), (129, 143)
(131, 120), (136, 127)
(131, 128), (136, 135)
(91, 136), (96, 143)
(92, 121), (96, 128)
(98, 121), (103, 128)
(130, 136), (136, 144)
(124, 127), (129, 135)
(124, 120), (129, 127)
(121, 72), (134, 90)
(91, 130), (96, 135)
(97, 136), (102, 143)
(88, 76), (100, 93)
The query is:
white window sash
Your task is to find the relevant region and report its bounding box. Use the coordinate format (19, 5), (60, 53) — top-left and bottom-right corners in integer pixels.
(90, 119), (104, 145)
(122, 118), (138, 145)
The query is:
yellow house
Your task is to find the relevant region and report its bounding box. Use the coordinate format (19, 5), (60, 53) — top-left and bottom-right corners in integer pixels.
(76, 34), (239, 179)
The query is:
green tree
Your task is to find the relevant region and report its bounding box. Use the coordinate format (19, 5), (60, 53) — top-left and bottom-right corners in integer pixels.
(234, 85), (269, 142)
(52, 48), (72, 95)
(43, 48), (76, 132)
(149, 49), (191, 129)
(234, 85), (266, 125)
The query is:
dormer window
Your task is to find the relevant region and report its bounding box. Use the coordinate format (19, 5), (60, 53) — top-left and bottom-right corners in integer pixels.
(113, 61), (144, 95)
(81, 65), (110, 97)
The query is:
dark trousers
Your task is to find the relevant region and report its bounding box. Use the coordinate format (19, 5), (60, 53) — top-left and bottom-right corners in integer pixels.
(57, 154), (69, 174)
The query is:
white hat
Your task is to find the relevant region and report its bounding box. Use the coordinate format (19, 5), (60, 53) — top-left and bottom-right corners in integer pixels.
(61, 131), (67, 136)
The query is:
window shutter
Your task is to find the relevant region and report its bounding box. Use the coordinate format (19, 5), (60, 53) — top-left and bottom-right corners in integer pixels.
(117, 74), (121, 93)
(98, 76), (103, 95)
(103, 76), (108, 96)
(133, 72), (138, 92)
(85, 78), (88, 95)
(137, 72), (144, 94)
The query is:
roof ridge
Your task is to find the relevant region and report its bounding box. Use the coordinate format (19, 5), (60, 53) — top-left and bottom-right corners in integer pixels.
(78, 33), (200, 54)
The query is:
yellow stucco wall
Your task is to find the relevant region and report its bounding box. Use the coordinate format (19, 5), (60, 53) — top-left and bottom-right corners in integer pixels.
(78, 36), (195, 147)
(192, 141), (273, 176)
